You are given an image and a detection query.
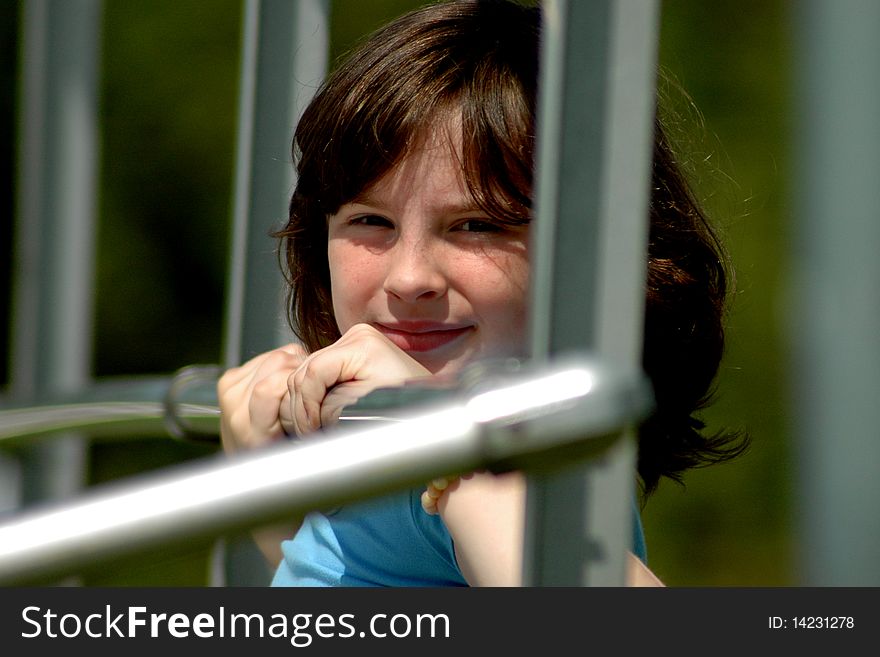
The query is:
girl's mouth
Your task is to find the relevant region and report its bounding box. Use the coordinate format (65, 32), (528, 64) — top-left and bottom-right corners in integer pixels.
(376, 323), (474, 353)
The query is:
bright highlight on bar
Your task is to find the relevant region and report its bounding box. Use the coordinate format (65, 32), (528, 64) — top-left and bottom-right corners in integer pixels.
(465, 368), (594, 423)
(0, 356), (651, 585)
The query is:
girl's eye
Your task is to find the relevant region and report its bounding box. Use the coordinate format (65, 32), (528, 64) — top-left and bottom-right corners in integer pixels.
(350, 215), (393, 228)
(455, 219), (501, 233)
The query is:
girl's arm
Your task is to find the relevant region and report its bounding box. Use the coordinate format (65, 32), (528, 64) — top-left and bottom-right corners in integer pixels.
(435, 472), (665, 587)
(217, 343), (309, 566)
(217, 325), (431, 565)
(435, 471), (526, 586)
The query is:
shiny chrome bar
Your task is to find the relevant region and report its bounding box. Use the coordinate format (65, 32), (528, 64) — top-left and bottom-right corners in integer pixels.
(0, 367), (223, 446)
(9, 0), (102, 530)
(791, 0), (880, 586)
(0, 402), (219, 446)
(0, 356), (652, 586)
(526, 0), (659, 586)
(220, 0), (330, 587)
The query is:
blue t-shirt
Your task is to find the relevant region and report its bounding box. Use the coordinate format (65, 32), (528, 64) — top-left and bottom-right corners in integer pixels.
(272, 488), (647, 586)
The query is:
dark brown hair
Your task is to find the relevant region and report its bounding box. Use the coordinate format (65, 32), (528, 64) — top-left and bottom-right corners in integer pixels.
(275, 0), (747, 496)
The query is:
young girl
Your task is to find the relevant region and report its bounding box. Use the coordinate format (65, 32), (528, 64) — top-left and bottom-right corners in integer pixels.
(218, 0), (745, 587)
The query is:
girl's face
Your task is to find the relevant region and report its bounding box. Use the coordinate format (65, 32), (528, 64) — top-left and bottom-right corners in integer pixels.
(327, 128), (530, 377)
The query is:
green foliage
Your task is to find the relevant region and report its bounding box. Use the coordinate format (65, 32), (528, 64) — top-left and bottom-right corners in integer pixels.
(2, 0), (793, 586)
(95, 0), (241, 377)
(647, 0), (793, 585)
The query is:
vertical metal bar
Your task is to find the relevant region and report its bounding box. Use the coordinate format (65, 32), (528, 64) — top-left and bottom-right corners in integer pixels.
(791, 0), (880, 586)
(224, 0), (329, 367)
(216, 0), (329, 586)
(524, 0), (659, 586)
(9, 0), (101, 515)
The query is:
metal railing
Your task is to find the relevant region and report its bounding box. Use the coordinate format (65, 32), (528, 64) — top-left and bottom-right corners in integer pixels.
(0, 367), (222, 447)
(3, 0), (880, 590)
(215, 0), (330, 586)
(791, 0), (880, 587)
(0, 0), (659, 588)
(0, 355), (653, 586)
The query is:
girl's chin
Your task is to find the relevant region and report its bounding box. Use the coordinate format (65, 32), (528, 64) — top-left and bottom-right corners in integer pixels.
(411, 352), (474, 378)
(416, 345), (526, 379)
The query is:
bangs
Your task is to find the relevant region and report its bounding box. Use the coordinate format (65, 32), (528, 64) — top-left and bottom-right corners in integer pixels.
(302, 84), (535, 226)
(459, 75), (535, 226)
(294, 3), (538, 222)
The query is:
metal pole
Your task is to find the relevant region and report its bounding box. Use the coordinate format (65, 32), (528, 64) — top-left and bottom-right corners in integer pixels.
(0, 357), (651, 586)
(524, 0), (659, 585)
(8, 0), (101, 527)
(218, 0), (329, 585)
(0, 369), (221, 446)
(790, 0), (880, 586)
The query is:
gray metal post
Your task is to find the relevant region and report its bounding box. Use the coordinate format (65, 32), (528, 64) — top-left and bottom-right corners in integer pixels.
(0, 356), (652, 586)
(790, 0), (880, 586)
(524, 0), (659, 586)
(8, 0), (101, 522)
(216, 0), (328, 586)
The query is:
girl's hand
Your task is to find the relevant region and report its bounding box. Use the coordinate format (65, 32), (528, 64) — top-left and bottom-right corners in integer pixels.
(280, 323), (432, 437)
(217, 343), (308, 454)
(421, 475), (460, 516)
(217, 344), (310, 567)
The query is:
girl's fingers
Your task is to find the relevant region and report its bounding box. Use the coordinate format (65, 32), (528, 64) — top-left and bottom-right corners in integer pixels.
(421, 476), (460, 515)
(218, 343), (304, 393)
(248, 369), (300, 437)
(217, 343), (309, 452)
(290, 350), (356, 435)
(284, 324), (431, 436)
(320, 380), (378, 427)
(279, 389), (294, 437)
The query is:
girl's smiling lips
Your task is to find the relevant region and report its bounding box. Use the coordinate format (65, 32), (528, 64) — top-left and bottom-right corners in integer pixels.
(375, 321), (474, 353)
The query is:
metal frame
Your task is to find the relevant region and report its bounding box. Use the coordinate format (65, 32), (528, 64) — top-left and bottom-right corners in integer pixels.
(791, 0), (880, 586)
(525, 0), (659, 586)
(217, 0), (329, 587)
(0, 356), (652, 585)
(4, 0), (813, 588)
(5, 0), (102, 541)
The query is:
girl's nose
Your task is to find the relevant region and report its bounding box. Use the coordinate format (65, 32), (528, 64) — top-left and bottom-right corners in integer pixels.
(383, 238), (448, 303)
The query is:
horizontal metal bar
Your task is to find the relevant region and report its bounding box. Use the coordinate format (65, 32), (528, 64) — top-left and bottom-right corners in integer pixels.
(0, 355), (652, 585)
(0, 376), (171, 409)
(0, 367), (223, 446)
(0, 402), (219, 447)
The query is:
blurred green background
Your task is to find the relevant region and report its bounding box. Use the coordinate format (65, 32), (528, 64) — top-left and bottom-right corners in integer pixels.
(0, 0), (794, 585)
